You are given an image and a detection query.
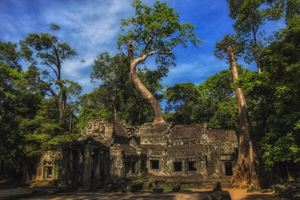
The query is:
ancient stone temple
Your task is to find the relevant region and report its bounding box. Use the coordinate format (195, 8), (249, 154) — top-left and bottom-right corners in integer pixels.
(60, 119), (238, 188)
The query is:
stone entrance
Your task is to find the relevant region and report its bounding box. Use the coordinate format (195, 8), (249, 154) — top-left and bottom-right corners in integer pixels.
(35, 150), (61, 182)
(61, 141), (110, 188)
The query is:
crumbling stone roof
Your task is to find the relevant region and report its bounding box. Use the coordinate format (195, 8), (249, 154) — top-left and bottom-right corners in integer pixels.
(78, 119), (237, 154)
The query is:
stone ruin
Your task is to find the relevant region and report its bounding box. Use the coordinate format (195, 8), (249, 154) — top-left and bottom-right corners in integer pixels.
(55, 119), (238, 189)
(35, 150), (61, 182)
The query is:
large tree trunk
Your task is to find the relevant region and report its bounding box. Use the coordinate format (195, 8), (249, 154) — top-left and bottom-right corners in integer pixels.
(127, 43), (165, 124)
(227, 46), (260, 189)
(58, 91), (66, 126)
(54, 46), (67, 127)
(251, 28), (262, 73)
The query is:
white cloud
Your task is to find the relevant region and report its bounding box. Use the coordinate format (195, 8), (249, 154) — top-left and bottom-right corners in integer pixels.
(39, 0), (133, 90)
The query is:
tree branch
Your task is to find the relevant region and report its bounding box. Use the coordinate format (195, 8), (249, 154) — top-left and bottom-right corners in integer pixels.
(38, 79), (58, 99)
(43, 62), (59, 79)
(53, 45), (62, 80)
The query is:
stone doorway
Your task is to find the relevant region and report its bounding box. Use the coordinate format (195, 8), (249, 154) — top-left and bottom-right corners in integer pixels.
(224, 161), (233, 176)
(44, 164), (53, 179)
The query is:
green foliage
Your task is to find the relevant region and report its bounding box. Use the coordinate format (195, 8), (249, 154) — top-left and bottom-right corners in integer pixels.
(0, 27), (81, 177)
(286, 0), (300, 22)
(215, 34), (245, 60)
(50, 23), (60, 31)
(0, 62), (45, 171)
(165, 83), (199, 124)
(236, 18), (300, 169)
(78, 53), (166, 125)
(208, 99), (238, 129)
(118, 0), (200, 68)
(20, 29), (81, 131)
(229, 0), (283, 33)
(165, 70), (238, 128)
(228, 0), (285, 69)
(0, 42), (21, 68)
(76, 88), (113, 130)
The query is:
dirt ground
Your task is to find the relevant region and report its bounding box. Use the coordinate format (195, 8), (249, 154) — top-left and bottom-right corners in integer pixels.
(25, 192), (217, 200)
(0, 187), (289, 200)
(24, 189), (284, 200)
(227, 188), (284, 200)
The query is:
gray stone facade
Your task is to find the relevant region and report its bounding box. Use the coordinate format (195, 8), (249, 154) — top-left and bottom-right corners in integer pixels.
(61, 119), (238, 188)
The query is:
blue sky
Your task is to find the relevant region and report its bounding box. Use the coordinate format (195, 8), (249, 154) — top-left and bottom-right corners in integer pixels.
(0, 0), (284, 93)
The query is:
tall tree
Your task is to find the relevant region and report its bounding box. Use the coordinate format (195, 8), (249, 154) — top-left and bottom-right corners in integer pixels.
(118, 0), (200, 124)
(91, 53), (129, 121)
(216, 36), (260, 189)
(238, 16), (300, 181)
(0, 42), (44, 180)
(20, 25), (80, 129)
(228, 46), (260, 189)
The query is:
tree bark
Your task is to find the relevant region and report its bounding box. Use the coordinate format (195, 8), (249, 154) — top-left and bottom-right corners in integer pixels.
(251, 18), (262, 73)
(127, 43), (166, 124)
(54, 45), (66, 127)
(227, 46), (260, 189)
(58, 91), (66, 126)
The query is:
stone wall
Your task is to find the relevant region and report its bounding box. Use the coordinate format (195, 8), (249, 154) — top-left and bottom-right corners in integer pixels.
(59, 119), (238, 188)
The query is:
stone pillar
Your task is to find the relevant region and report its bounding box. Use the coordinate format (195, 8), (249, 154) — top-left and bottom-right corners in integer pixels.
(137, 159), (141, 175)
(94, 149), (102, 185)
(61, 148), (70, 186)
(72, 149), (79, 185)
(183, 160), (186, 174)
(83, 144), (92, 188)
(103, 151), (110, 178)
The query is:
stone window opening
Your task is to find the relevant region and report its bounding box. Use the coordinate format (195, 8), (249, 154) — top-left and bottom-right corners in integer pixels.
(173, 161), (182, 172)
(224, 161), (233, 176)
(150, 160), (159, 170)
(188, 161), (197, 171)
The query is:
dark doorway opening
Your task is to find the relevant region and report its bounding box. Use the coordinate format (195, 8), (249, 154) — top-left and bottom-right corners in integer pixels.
(140, 159), (146, 171)
(150, 160), (159, 170)
(173, 162), (182, 172)
(124, 160), (130, 174)
(44, 166), (52, 178)
(188, 161), (197, 171)
(131, 161), (136, 173)
(224, 161), (233, 176)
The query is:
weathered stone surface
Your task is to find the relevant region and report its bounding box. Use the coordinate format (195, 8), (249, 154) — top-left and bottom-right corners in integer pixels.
(35, 150), (61, 182)
(59, 119), (238, 188)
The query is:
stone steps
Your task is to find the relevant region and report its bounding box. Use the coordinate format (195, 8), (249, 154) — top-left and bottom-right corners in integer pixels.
(128, 175), (233, 190)
(220, 176), (232, 188)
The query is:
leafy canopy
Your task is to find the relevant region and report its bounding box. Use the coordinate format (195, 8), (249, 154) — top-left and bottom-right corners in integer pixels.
(118, 0), (200, 67)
